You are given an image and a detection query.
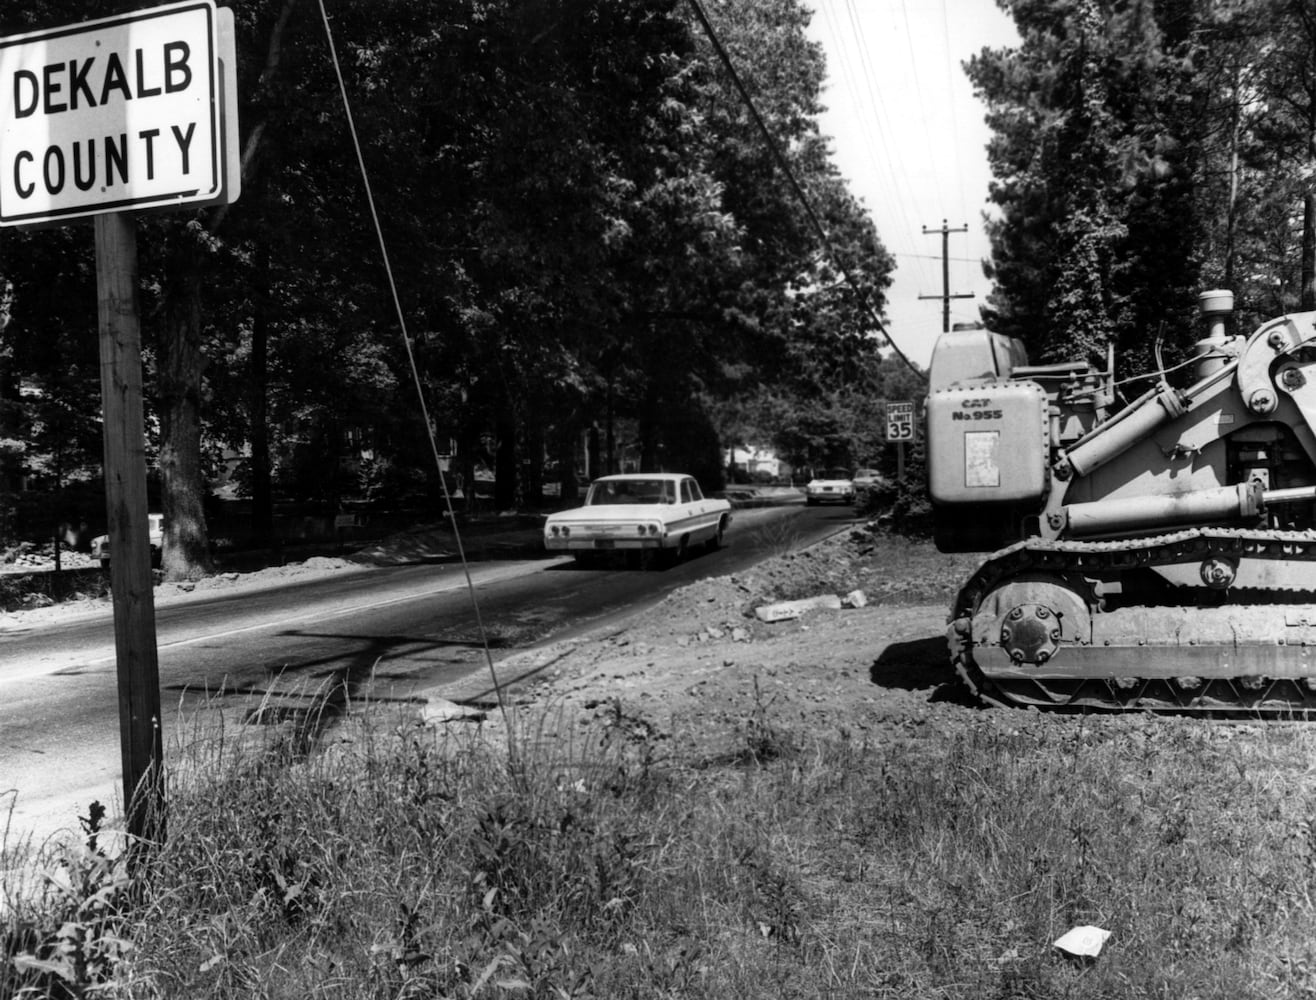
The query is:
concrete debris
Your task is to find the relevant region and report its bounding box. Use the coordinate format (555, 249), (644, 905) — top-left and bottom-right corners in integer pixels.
(754, 594), (843, 623)
(842, 589), (868, 608)
(731, 627), (750, 642)
(420, 698), (487, 725)
(1052, 925), (1111, 960)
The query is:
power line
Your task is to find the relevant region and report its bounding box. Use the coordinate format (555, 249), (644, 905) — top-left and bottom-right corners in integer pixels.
(937, 0), (971, 237)
(893, 0), (940, 200)
(821, 0), (935, 300)
(686, 0), (924, 378)
(899, 252), (981, 264)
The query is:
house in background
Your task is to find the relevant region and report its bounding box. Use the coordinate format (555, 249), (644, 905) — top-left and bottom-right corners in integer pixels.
(726, 446), (789, 483)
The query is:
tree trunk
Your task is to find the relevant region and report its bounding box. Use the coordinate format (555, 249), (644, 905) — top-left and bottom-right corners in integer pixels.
(638, 379), (661, 472)
(1224, 63), (1242, 292)
(524, 419), (543, 507)
(557, 421), (579, 503)
(158, 248), (213, 581)
(587, 422), (600, 482)
(250, 259), (272, 547)
(1304, 186), (1316, 312)
(494, 410), (516, 509)
(0, 358), (18, 544)
(457, 402), (479, 514)
(604, 387), (615, 474)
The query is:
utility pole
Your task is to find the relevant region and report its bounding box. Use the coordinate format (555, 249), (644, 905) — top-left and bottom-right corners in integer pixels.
(919, 219), (975, 333)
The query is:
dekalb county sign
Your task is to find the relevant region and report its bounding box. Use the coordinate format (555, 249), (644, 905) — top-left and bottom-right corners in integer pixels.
(0, 0), (237, 225)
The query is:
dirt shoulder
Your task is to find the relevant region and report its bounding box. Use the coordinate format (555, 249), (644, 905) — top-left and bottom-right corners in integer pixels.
(446, 527), (984, 759)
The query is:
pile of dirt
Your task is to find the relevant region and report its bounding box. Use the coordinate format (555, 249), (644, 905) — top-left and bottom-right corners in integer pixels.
(504, 526), (978, 763)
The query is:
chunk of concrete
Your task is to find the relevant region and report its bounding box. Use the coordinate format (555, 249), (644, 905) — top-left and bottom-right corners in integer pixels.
(421, 698), (486, 725)
(754, 594), (842, 622)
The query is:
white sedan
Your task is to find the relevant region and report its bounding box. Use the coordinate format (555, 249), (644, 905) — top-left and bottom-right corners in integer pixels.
(805, 468), (855, 505)
(545, 473), (731, 565)
(90, 512), (165, 568)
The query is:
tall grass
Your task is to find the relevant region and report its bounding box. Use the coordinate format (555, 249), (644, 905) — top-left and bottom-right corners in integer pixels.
(7, 698), (1316, 997)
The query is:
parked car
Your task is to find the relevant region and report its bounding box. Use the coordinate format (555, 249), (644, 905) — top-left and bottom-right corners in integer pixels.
(805, 468), (855, 505)
(544, 473), (732, 566)
(852, 468), (887, 490)
(91, 512), (164, 568)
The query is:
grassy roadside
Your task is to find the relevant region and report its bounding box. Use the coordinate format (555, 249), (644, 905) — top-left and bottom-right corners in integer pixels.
(7, 689), (1316, 997)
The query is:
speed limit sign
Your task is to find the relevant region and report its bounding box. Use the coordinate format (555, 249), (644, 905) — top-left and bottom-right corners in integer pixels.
(886, 401), (916, 442)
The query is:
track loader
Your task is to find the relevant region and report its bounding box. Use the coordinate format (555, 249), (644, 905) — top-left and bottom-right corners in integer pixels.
(927, 290), (1316, 711)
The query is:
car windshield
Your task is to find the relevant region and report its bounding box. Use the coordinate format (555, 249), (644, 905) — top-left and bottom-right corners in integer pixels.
(586, 478), (673, 505)
(820, 468), (851, 480)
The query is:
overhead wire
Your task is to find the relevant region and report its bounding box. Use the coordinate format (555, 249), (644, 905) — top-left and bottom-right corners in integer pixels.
(826, 0), (980, 341)
(823, 0), (936, 303)
(315, 0), (512, 733)
(686, 0), (925, 379)
(894, 0), (975, 331)
(891, 0), (939, 198)
(938, 0), (977, 322)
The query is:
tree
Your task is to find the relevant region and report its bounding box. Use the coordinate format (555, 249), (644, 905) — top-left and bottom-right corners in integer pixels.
(0, 0), (896, 559)
(967, 0), (1205, 369)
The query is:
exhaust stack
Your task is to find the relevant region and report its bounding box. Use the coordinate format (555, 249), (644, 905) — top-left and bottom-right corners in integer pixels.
(1194, 289), (1234, 379)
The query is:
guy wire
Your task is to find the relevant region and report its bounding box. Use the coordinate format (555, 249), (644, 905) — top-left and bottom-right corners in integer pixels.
(315, 0), (512, 734)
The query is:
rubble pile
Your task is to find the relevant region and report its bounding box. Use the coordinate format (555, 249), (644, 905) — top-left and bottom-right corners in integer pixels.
(2, 543), (99, 572)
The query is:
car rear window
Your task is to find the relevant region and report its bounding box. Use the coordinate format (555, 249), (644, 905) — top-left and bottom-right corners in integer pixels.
(587, 479), (672, 504)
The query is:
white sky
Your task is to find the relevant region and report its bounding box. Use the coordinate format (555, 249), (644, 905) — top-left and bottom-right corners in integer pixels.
(804, 0), (1020, 368)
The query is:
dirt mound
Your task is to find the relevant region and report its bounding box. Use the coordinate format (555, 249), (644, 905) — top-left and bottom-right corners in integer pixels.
(510, 526), (982, 762)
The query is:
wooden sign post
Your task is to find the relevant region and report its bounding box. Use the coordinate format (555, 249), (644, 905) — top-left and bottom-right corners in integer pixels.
(95, 212), (165, 848)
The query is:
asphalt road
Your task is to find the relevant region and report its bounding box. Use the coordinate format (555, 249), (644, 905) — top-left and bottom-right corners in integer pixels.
(0, 502), (857, 845)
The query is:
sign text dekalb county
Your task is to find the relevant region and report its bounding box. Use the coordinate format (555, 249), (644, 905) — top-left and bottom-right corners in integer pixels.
(0, 1), (224, 225)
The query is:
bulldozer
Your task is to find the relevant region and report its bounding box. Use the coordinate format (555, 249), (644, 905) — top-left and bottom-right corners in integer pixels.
(926, 290), (1316, 711)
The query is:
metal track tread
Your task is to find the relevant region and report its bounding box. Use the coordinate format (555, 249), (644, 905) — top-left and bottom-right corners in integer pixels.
(949, 527), (1316, 713)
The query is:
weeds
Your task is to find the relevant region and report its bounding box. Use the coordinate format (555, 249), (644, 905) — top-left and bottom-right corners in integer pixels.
(6, 801), (134, 998)
(748, 516), (806, 561)
(734, 676), (796, 764)
(9, 700), (1316, 997)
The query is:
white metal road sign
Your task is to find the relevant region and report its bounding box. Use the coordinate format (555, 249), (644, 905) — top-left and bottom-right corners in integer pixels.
(886, 400), (916, 442)
(0, 0), (224, 225)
